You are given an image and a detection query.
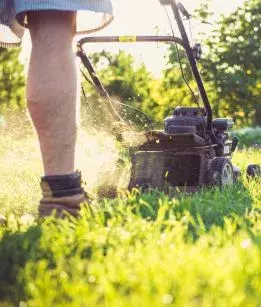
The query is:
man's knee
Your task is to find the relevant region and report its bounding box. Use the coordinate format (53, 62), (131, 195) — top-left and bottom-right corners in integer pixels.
(27, 11), (76, 42)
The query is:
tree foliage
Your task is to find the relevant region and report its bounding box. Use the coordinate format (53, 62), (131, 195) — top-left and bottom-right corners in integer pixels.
(201, 0), (261, 125)
(89, 50), (152, 104)
(152, 0), (261, 127)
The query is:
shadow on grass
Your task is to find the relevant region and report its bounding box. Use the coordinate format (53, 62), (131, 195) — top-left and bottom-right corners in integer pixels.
(0, 226), (42, 304)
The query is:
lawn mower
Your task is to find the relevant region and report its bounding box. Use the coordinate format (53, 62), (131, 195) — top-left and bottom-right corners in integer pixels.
(77, 0), (260, 192)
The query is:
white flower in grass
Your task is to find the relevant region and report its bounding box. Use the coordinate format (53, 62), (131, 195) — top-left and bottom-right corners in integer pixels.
(240, 239), (251, 249)
(162, 294), (173, 304)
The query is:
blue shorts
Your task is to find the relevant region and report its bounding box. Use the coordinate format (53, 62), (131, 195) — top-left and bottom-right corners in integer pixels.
(0, 0), (113, 47)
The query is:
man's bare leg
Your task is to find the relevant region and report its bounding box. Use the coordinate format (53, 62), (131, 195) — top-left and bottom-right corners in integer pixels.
(27, 11), (77, 176)
(27, 11), (86, 216)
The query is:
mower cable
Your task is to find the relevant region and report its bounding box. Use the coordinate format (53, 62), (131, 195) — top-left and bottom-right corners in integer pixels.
(81, 83), (122, 136)
(188, 19), (194, 45)
(81, 69), (97, 89)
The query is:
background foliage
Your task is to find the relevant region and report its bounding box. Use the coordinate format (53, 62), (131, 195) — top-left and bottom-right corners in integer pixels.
(0, 0), (260, 128)
(0, 48), (25, 113)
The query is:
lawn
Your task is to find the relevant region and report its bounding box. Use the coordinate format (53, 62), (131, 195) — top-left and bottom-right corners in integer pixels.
(0, 126), (260, 306)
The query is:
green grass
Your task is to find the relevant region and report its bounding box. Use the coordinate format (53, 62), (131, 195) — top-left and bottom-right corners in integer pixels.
(0, 128), (260, 307)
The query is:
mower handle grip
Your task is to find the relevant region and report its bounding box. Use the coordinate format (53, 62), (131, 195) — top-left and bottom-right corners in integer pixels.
(158, 0), (173, 5)
(176, 2), (191, 19)
(159, 0), (191, 19)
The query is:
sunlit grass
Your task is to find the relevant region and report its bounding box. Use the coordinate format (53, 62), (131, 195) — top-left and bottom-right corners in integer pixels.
(0, 123), (260, 306)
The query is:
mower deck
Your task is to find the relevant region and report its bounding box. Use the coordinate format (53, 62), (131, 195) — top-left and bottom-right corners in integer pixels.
(129, 131), (217, 191)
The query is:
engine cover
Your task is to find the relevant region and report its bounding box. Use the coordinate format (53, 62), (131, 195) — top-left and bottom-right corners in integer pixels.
(164, 107), (207, 138)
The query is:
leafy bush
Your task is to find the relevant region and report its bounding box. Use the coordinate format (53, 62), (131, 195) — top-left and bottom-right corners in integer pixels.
(230, 126), (261, 148)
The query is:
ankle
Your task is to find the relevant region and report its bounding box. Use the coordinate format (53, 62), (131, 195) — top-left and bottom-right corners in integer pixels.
(41, 171), (84, 198)
(39, 171), (86, 217)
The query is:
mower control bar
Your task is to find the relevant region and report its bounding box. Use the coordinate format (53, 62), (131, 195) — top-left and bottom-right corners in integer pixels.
(78, 35), (184, 48)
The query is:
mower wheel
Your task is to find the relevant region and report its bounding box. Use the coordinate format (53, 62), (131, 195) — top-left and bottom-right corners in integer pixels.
(247, 164), (261, 178)
(208, 157), (235, 187)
